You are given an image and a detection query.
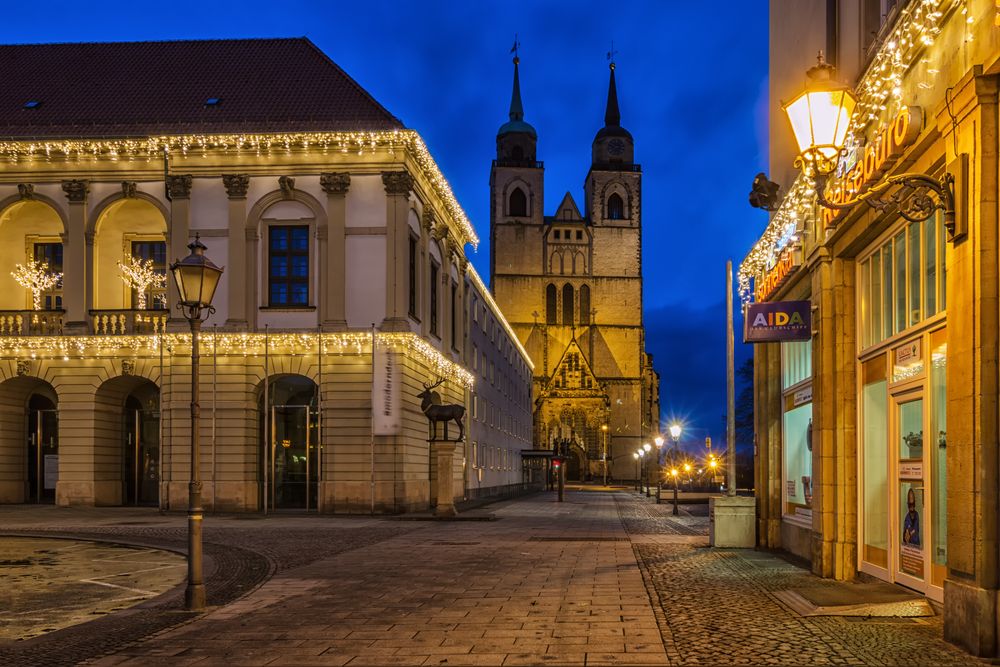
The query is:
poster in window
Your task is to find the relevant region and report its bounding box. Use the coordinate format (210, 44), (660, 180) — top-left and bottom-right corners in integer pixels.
(372, 342), (401, 435)
(900, 482), (924, 578)
(43, 455), (58, 490)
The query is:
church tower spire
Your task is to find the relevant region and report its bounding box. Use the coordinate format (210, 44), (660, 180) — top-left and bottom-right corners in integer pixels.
(592, 59), (633, 166)
(496, 46), (537, 161)
(604, 62), (621, 127)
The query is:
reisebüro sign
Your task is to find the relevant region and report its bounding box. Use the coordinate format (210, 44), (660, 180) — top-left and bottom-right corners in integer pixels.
(743, 301), (811, 343)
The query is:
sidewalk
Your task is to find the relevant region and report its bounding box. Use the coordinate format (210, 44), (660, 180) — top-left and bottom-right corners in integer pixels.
(2, 492), (986, 666)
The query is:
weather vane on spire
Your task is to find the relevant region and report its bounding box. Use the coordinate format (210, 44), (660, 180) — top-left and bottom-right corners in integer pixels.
(510, 34), (521, 64)
(607, 41), (618, 70)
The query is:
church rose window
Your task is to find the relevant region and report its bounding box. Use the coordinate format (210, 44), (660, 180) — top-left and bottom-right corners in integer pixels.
(607, 193), (625, 220)
(509, 188), (527, 217)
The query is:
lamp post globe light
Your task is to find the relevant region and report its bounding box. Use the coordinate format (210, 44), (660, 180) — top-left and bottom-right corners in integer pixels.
(784, 52), (956, 234)
(169, 235), (223, 612)
(668, 422), (682, 516)
(642, 443), (652, 497)
(654, 436), (664, 504)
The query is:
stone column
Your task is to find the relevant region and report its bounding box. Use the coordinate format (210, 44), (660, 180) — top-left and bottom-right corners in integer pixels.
(754, 340), (783, 548)
(166, 175), (193, 330)
(456, 256), (468, 358)
(320, 173), (350, 330)
(381, 171), (412, 331)
(809, 251), (857, 581)
(433, 441), (457, 517)
(223, 175), (249, 328)
(61, 180), (89, 333)
(943, 73), (1000, 657)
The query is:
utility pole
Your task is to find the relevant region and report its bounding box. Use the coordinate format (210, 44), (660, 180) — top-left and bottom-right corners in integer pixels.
(726, 260), (737, 497)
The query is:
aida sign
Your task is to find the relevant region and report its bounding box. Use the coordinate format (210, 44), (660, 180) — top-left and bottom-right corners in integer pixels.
(822, 106), (922, 226)
(743, 301), (811, 343)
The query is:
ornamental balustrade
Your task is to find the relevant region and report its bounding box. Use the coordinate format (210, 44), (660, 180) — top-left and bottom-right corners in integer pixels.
(90, 309), (168, 336)
(0, 310), (65, 336)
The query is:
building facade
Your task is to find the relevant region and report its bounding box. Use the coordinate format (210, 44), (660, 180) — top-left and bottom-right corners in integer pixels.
(745, 0), (1000, 655)
(0, 38), (534, 514)
(490, 56), (660, 482)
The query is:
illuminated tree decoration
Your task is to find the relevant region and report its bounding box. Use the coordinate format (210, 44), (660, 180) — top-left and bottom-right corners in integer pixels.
(118, 254), (166, 310)
(11, 260), (62, 311)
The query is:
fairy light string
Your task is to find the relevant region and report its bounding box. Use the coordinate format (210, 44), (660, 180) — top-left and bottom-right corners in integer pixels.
(738, 0), (954, 303)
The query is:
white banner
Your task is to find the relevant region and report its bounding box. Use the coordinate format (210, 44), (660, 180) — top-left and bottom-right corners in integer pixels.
(372, 342), (401, 435)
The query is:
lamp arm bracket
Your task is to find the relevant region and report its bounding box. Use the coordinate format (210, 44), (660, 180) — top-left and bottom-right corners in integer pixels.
(814, 171), (956, 226)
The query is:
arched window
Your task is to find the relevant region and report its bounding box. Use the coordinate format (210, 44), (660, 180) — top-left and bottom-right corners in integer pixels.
(509, 188), (527, 217)
(607, 193), (625, 220)
(562, 284), (574, 326)
(579, 284), (591, 324)
(546, 284), (557, 324)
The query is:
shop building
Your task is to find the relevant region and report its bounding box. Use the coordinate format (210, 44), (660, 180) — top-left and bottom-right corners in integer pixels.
(745, 0), (1000, 655)
(0, 38), (534, 515)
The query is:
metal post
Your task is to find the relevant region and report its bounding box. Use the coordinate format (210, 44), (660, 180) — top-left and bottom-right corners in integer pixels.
(602, 429), (607, 487)
(645, 457), (651, 497)
(370, 325), (376, 515)
(185, 317), (205, 611)
(727, 260), (737, 498)
(211, 324), (217, 510)
(672, 441), (680, 516)
(263, 326), (269, 515)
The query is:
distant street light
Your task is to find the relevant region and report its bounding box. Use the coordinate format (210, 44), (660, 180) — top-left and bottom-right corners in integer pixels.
(668, 422), (682, 516)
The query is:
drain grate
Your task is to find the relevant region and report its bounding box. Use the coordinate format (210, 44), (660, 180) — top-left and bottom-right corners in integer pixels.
(530, 536), (630, 542)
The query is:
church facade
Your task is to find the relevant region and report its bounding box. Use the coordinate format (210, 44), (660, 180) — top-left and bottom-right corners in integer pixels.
(490, 57), (660, 482)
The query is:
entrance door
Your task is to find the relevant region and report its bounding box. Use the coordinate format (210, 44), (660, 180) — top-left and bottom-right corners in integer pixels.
(27, 398), (58, 503)
(892, 391), (928, 594)
(268, 405), (317, 510)
(123, 398), (160, 506)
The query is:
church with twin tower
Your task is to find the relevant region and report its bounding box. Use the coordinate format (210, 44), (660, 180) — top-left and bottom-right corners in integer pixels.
(489, 55), (660, 482)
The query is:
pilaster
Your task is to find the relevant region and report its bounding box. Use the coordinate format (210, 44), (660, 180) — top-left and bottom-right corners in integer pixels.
(419, 210), (434, 337)
(166, 174), (193, 331)
(61, 180), (89, 333)
(381, 171), (412, 331)
(321, 172), (350, 330)
(223, 174), (249, 328)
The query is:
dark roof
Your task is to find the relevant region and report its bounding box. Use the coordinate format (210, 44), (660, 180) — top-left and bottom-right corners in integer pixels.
(0, 38), (404, 139)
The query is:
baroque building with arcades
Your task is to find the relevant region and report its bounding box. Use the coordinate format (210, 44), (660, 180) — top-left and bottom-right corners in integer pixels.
(489, 56), (660, 482)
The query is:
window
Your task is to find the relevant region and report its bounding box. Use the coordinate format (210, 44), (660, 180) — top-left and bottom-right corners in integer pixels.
(562, 284), (574, 325)
(33, 242), (63, 310)
(576, 230), (583, 240)
(554, 230), (560, 240)
(130, 240), (167, 310)
(859, 213), (946, 349)
(450, 281), (458, 350)
(607, 193), (625, 220)
(430, 260), (439, 336)
(472, 296), (479, 322)
(509, 188), (527, 217)
(268, 226), (309, 306)
(473, 345), (479, 371)
(782, 340), (813, 518)
(579, 284), (591, 325)
(408, 235), (418, 319)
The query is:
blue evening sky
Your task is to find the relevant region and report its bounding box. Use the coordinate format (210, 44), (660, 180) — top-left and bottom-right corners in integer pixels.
(1, 1), (769, 448)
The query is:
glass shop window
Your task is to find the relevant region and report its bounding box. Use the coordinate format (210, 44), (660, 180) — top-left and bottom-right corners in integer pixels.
(861, 354), (889, 569)
(781, 340), (811, 390)
(782, 339), (813, 518)
(268, 226), (309, 307)
(859, 213), (946, 349)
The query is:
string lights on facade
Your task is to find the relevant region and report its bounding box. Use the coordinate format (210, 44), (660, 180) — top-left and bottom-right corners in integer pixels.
(0, 331), (476, 388)
(738, 0), (953, 303)
(0, 130), (479, 248)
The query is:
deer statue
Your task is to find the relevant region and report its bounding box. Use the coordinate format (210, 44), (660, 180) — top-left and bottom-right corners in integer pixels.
(418, 378), (465, 442)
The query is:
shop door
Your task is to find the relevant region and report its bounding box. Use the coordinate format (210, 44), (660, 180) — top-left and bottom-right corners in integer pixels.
(892, 390), (928, 594)
(268, 405), (317, 510)
(123, 404), (160, 506)
(27, 407), (58, 503)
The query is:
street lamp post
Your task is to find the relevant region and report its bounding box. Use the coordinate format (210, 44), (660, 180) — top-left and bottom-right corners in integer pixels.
(601, 424), (609, 487)
(169, 236), (223, 612)
(642, 443), (651, 497)
(654, 436), (664, 504)
(633, 451), (641, 491)
(668, 423), (682, 516)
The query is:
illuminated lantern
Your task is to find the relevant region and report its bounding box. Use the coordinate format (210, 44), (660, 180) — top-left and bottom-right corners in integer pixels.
(783, 52), (856, 164)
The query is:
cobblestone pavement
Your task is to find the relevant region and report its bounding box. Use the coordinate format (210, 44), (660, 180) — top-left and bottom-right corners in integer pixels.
(2, 493), (989, 666)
